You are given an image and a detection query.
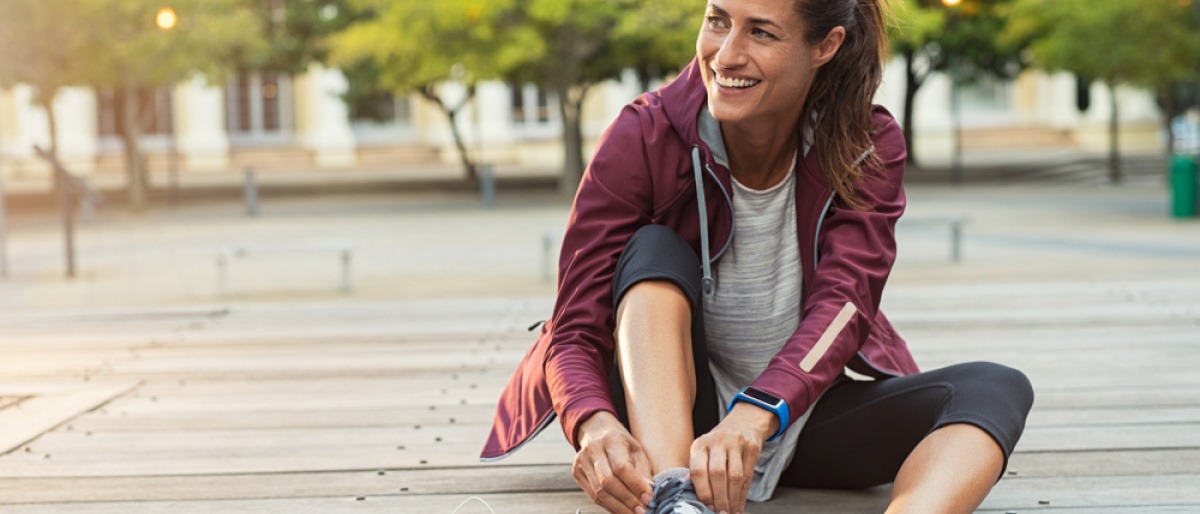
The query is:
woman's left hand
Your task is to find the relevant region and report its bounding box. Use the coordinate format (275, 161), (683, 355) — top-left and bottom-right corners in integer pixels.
(687, 403), (777, 514)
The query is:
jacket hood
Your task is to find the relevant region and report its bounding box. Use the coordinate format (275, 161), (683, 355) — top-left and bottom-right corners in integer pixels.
(658, 58), (709, 149)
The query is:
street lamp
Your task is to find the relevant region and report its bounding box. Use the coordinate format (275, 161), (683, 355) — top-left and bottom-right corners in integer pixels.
(156, 7), (177, 31)
(156, 6), (180, 199)
(942, 0), (963, 184)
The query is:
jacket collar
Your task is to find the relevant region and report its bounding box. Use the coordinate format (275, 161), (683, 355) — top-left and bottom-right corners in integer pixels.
(676, 58), (817, 172)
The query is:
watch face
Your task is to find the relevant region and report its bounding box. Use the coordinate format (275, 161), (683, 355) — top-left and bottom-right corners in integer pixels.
(743, 387), (782, 407)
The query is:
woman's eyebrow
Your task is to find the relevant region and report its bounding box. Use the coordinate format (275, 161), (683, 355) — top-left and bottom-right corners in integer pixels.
(709, 3), (783, 30)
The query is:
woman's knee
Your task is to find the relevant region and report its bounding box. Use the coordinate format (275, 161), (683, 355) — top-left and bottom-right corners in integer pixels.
(614, 225), (702, 311)
(618, 280), (692, 316)
(950, 362), (1034, 410)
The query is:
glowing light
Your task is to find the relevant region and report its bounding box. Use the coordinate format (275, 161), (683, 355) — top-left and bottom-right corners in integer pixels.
(156, 7), (177, 30)
(941, 0), (962, 5)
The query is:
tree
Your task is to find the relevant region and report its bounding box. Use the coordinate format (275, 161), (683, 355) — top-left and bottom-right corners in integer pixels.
(329, 0), (525, 181)
(508, 0), (701, 193)
(1006, 0), (1200, 183)
(239, 0), (360, 74)
(2, 1), (262, 207)
(0, 0), (92, 187)
(888, 0), (1025, 167)
(80, 0), (263, 208)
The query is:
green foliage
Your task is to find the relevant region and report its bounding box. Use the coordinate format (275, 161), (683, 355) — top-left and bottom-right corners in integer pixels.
(329, 0), (521, 92)
(1005, 0), (1200, 87)
(891, 0), (1026, 83)
(0, 0), (91, 104)
(76, 0), (264, 89)
(505, 0), (699, 87)
(590, 0), (702, 88)
(888, 0), (947, 58)
(240, 0), (362, 74)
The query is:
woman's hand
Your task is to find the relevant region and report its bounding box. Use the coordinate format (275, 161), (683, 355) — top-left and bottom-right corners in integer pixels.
(573, 411), (654, 514)
(688, 403), (777, 514)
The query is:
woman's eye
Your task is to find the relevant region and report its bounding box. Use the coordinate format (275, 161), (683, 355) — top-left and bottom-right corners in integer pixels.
(752, 28), (777, 39)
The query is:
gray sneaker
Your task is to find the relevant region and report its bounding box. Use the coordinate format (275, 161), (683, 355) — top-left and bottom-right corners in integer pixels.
(645, 476), (715, 514)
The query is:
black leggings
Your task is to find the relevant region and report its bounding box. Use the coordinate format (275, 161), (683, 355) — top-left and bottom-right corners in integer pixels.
(607, 225), (1034, 488)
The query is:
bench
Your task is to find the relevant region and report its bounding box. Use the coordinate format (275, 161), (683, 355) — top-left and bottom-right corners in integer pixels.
(900, 216), (968, 262)
(215, 240), (353, 298)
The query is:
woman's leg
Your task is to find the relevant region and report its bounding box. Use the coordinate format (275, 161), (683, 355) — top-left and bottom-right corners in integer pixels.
(887, 423), (1004, 514)
(779, 362), (1034, 513)
(608, 225), (719, 475)
(614, 280), (696, 474)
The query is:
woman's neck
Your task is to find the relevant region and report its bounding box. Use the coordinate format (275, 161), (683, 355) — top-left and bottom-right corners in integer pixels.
(722, 121), (801, 190)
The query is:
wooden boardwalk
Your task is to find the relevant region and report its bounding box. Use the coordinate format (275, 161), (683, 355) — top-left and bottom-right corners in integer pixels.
(1, 275), (1198, 513)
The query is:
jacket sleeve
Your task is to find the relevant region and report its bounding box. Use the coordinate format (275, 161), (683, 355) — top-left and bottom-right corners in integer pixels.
(751, 112), (907, 425)
(543, 105), (656, 449)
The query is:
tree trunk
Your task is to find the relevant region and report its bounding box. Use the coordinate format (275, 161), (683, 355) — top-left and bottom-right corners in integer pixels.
(420, 86), (477, 182)
(1159, 85), (1179, 169)
(556, 79), (590, 196)
(1107, 80), (1121, 184)
(119, 85), (148, 209)
(35, 96), (62, 195)
(902, 49), (924, 167)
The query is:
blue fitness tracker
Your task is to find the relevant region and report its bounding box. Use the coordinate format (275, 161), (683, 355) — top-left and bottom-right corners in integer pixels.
(727, 386), (789, 442)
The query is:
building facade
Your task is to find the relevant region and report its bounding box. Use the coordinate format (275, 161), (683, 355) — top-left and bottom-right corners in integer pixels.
(0, 60), (1167, 187)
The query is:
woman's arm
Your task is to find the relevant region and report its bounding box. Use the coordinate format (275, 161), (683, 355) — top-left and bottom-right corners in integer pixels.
(754, 111), (908, 433)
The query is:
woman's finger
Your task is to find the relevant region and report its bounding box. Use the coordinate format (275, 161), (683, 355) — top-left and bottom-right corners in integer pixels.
(593, 488), (636, 514)
(707, 446), (730, 514)
(593, 448), (641, 511)
(574, 453), (599, 499)
(606, 442), (653, 507)
(631, 444), (654, 501)
(726, 445), (747, 514)
(737, 445), (756, 513)
(689, 444), (713, 507)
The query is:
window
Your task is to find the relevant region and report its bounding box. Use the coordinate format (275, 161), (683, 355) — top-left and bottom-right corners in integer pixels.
(96, 87), (173, 137)
(349, 92), (416, 146)
(509, 82), (557, 139)
(95, 87), (173, 152)
(226, 71), (294, 146)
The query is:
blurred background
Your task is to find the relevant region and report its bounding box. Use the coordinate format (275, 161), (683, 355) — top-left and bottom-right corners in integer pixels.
(1, 3), (1199, 511)
(0, 0), (1198, 306)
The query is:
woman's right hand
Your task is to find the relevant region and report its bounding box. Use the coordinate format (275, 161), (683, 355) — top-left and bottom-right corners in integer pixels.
(573, 411), (654, 514)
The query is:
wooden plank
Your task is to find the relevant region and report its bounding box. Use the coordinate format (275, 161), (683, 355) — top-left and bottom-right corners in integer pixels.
(978, 474), (1200, 512)
(8, 451), (1198, 506)
(0, 441), (573, 478)
(1006, 448), (1200, 478)
(0, 465), (576, 503)
(4, 477), (1197, 514)
(0, 489), (894, 514)
(0, 383), (139, 455)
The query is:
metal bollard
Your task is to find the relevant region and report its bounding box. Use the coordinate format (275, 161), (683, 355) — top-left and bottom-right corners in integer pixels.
(479, 164), (495, 209)
(78, 177), (95, 223)
(950, 222), (963, 262)
(243, 168), (259, 217)
(340, 249), (353, 294)
(542, 233), (555, 283)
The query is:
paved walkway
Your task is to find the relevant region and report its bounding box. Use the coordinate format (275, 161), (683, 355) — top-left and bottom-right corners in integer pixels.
(0, 176), (1198, 512)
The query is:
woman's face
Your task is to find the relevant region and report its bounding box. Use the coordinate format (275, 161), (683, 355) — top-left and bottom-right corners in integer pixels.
(697, 0), (837, 128)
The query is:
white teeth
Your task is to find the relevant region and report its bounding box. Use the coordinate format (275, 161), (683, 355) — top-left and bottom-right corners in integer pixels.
(714, 71), (760, 89)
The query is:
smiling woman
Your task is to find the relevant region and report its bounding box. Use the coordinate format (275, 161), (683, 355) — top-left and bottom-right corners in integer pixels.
(482, 1), (1033, 513)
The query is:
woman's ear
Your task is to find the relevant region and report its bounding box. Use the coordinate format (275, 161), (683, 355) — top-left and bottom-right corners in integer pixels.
(813, 26), (846, 67)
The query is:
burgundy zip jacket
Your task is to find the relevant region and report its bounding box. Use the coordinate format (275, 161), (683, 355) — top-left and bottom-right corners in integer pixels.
(481, 59), (920, 461)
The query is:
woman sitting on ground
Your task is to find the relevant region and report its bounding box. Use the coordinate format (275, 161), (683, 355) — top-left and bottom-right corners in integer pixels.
(483, 0), (1034, 513)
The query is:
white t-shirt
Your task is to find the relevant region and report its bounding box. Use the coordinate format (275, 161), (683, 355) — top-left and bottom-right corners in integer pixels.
(702, 153), (818, 502)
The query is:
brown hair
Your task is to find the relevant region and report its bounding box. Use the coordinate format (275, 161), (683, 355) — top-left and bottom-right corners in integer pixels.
(795, 0), (889, 210)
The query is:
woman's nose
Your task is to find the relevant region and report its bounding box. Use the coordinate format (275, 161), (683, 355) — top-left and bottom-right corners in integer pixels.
(715, 32), (747, 68)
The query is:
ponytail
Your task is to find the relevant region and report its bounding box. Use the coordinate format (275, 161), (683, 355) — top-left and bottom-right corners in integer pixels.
(795, 0), (890, 210)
